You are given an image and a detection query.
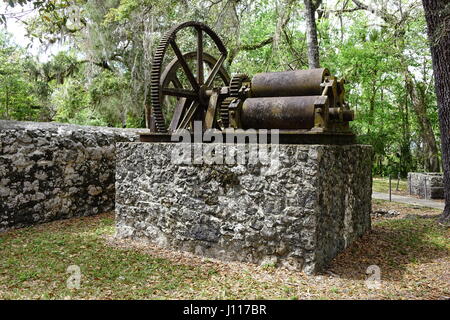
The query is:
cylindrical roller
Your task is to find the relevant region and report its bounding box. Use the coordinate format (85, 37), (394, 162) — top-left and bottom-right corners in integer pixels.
(343, 109), (354, 121)
(329, 108), (355, 122)
(240, 96), (322, 129)
(329, 107), (341, 120)
(251, 68), (330, 97)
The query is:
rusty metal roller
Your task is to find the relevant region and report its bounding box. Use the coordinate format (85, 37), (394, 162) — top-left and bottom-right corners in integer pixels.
(250, 68), (330, 97)
(240, 96), (325, 130)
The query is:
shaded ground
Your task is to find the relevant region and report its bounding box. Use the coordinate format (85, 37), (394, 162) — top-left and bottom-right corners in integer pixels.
(0, 200), (449, 300)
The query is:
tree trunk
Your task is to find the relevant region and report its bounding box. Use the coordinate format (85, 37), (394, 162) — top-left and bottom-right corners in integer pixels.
(399, 83), (413, 177)
(145, 102), (155, 131)
(5, 84), (10, 120)
(405, 73), (440, 172)
(367, 80), (377, 134)
(303, 0), (321, 68)
(422, 0), (450, 223)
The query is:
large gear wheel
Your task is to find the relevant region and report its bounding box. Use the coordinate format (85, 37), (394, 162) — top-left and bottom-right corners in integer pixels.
(150, 21), (228, 133)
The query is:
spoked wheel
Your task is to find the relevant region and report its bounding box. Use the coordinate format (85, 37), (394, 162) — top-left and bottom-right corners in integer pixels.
(160, 52), (230, 131)
(150, 21), (229, 133)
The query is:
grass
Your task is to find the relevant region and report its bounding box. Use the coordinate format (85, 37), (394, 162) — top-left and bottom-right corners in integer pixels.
(0, 216), (210, 299)
(372, 177), (408, 194)
(0, 201), (449, 300)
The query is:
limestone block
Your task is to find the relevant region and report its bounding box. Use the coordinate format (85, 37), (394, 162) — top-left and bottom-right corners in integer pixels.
(115, 142), (372, 274)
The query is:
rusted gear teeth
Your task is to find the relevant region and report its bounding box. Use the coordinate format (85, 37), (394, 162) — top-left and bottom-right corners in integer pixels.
(218, 74), (249, 128)
(219, 97), (236, 128)
(230, 74), (249, 98)
(150, 34), (170, 133)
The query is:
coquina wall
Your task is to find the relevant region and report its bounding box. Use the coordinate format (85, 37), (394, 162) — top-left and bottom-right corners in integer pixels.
(0, 120), (140, 232)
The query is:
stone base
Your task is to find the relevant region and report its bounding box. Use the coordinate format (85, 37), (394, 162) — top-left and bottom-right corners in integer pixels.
(115, 142), (372, 274)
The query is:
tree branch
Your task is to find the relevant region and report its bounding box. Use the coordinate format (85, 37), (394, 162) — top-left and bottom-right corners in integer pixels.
(227, 37), (274, 65)
(351, 0), (397, 24)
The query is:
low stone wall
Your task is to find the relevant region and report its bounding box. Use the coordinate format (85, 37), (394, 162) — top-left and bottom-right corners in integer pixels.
(408, 172), (444, 199)
(0, 120), (140, 232)
(115, 142), (372, 274)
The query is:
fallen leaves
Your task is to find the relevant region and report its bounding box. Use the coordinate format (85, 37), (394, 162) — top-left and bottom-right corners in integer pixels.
(0, 200), (448, 300)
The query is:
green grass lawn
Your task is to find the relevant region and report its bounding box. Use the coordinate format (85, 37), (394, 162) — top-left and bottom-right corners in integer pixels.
(0, 202), (449, 300)
(372, 177), (408, 194)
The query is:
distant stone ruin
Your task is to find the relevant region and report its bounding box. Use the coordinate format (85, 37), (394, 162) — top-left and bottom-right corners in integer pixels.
(408, 172), (444, 199)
